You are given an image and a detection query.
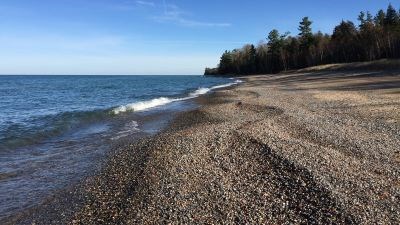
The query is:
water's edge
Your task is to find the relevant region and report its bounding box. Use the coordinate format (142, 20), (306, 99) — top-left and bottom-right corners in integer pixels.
(0, 78), (243, 222)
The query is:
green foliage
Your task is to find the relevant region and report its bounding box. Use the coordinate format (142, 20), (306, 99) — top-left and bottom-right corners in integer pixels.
(204, 67), (218, 75)
(205, 3), (400, 76)
(267, 29), (287, 55)
(299, 17), (314, 49)
(299, 17), (313, 37)
(332, 21), (358, 40)
(332, 21), (360, 62)
(358, 11), (366, 27)
(375, 10), (386, 26)
(385, 4), (399, 26)
(218, 51), (233, 74)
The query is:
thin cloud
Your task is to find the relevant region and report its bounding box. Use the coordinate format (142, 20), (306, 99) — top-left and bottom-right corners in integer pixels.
(109, 0), (231, 28)
(132, 40), (247, 45)
(155, 16), (231, 27)
(154, 2), (231, 27)
(136, 1), (155, 7)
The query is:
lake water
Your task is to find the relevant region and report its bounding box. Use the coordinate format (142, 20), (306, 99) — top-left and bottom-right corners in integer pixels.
(0, 75), (240, 219)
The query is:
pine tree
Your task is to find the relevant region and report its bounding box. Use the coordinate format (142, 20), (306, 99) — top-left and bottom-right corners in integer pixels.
(366, 11), (374, 23)
(299, 17), (312, 37)
(385, 4), (399, 26)
(375, 10), (386, 26)
(358, 11), (366, 28)
(331, 20), (359, 62)
(267, 29), (284, 55)
(218, 51), (233, 74)
(267, 29), (289, 72)
(298, 17), (313, 47)
(205, 3), (400, 76)
(248, 44), (257, 74)
(298, 17), (314, 67)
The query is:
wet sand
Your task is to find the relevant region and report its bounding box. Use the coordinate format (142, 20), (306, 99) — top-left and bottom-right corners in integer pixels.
(6, 65), (400, 224)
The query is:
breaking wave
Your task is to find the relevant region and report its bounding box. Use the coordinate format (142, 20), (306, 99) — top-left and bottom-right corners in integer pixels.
(112, 79), (242, 114)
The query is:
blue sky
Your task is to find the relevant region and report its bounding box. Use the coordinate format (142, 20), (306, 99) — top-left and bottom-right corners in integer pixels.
(0, 0), (397, 75)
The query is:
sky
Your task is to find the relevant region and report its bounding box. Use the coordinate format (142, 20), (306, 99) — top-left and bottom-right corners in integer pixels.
(0, 0), (397, 75)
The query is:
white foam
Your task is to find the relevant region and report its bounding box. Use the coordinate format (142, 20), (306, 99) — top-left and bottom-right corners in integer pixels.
(210, 79), (243, 90)
(113, 97), (173, 114)
(112, 79), (244, 115)
(236, 79), (244, 83)
(189, 87), (211, 97)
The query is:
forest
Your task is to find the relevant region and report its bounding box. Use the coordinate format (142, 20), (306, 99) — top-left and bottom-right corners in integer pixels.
(204, 3), (400, 76)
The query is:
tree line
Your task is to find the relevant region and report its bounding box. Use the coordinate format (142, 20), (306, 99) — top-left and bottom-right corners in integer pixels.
(205, 3), (400, 76)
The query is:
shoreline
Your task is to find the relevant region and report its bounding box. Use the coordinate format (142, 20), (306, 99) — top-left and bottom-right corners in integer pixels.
(0, 76), (239, 221)
(6, 67), (400, 224)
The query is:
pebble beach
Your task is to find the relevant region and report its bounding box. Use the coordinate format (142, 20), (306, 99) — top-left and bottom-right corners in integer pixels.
(7, 66), (400, 224)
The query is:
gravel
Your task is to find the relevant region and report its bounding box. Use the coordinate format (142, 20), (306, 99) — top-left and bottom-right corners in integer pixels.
(8, 69), (400, 224)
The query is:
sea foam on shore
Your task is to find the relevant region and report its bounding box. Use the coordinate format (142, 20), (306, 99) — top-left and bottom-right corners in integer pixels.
(112, 79), (242, 114)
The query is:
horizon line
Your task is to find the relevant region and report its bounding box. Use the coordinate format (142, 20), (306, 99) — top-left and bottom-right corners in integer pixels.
(0, 74), (204, 76)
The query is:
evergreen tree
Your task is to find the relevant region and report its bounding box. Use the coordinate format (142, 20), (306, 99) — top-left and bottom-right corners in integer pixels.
(332, 20), (359, 62)
(375, 10), (386, 26)
(248, 44), (257, 74)
(385, 4), (399, 26)
(358, 11), (366, 28)
(298, 17), (313, 48)
(205, 3), (400, 76)
(366, 11), (374, 23)
(299, 17), (312, 36)
(267, 29), (288, 72)
(358, 11), (379, 60)
(298, 17), (314, 67)
(267, 29), (284, 55)
(218, 51), (233, 74)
